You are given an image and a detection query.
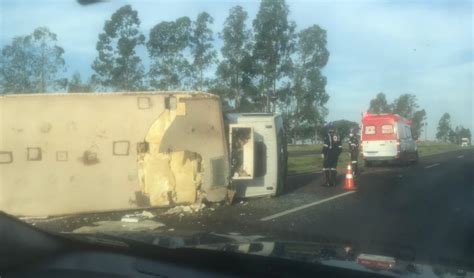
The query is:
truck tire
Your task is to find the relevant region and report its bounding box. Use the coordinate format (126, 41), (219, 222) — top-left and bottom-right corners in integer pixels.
(274, 131), (288, 197)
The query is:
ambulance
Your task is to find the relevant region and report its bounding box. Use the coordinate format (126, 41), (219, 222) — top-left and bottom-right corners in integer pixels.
(361, 113), (418, 166)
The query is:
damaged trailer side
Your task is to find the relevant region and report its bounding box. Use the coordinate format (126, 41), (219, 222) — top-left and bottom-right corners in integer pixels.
(0, 92), (230, 217)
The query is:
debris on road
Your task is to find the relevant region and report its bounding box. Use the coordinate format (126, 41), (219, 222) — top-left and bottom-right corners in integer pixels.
(121, 210), (156, 223)
(163, 203), (206, 215)
(140, 211), (155, 218)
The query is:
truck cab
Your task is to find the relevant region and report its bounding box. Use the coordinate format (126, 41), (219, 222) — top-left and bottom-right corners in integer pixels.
(226, 113), (287, 198)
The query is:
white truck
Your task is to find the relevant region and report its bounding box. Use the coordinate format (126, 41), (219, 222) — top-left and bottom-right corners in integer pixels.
(0, 92), (287, 217)
(461, 137), (470, 147)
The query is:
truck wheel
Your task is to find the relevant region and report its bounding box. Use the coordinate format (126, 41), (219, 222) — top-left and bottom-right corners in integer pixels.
(275, 166), (287, 197)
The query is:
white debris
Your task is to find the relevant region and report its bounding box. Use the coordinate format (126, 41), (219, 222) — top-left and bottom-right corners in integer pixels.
(182, 206), (193, 213)
(121, 210), (155, 223)
(121, 216), (140, 223)
(140, 211), (155, 219)
(190, 203), (206, 212)
(164, 206), (184, 215)
(163, 204), (206, 215)
(168, 228), (175, 232)
(210, 208), (215, 211)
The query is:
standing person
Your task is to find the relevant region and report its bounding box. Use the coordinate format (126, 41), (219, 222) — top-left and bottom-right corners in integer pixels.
(348, 127), (360, 178)
(322, 123), (342, 186)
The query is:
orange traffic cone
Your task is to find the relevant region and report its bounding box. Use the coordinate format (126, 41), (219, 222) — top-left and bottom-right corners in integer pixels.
(343, 163), (356, 190)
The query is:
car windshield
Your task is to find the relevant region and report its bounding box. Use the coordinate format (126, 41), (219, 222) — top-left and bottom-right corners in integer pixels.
(1, 0), (473, 276)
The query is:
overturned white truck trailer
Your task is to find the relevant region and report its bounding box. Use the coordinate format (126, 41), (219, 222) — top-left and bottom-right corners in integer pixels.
(0, 92), (286, 217)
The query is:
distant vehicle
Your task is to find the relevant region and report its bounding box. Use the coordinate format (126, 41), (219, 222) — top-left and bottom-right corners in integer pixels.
(461, 137), (469, 147)
(361, 113), (418, 166)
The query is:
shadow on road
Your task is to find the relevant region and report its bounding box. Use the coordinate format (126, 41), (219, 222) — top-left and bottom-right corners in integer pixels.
(285, 173), (322, 194)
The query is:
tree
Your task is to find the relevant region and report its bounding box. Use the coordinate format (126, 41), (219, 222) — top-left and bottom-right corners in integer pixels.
(368, 93), (426, 139)
(288, 25), (329, 144)
(190, 12), (217, 91)
(147, 17), (192, 90)
(0, 27), (66, 93)
(411, 109), (426, 140)
(215, 6), (254, 109)
(253, 0), (295, 112)
(448, 129), (457, 144)
(332, 120), (359, 141)
(458, 127), (471, 142)
(391, 94), (419, 119)
(391, 94), (428, 139)
(92, 5), (145, 91)
(436, 113), (452, 142)
(68, 72), (94, 93)
(368, 92), (391, 114)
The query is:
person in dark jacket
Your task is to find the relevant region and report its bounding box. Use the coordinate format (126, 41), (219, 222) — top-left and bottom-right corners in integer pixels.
(322, 123), (342, 186)
(348, 127), (360, 178)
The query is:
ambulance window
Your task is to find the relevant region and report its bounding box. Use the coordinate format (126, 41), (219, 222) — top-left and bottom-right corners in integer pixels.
(381, 124), (393, 134)
(364, 126), (375, 135)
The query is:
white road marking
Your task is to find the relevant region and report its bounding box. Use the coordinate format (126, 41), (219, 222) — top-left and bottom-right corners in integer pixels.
(424, 163), (440, 169)
(260, 191), (356, 222)
(458, 155), (464, 159)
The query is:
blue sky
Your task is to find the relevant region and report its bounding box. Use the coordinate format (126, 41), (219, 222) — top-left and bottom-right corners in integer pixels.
(1, 0), (472, 138)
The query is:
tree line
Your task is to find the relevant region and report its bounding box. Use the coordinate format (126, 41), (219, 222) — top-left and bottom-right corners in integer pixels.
(0, 1), (329, 144)
(436, 113), (471, 144)
(2, 1), (468, 145)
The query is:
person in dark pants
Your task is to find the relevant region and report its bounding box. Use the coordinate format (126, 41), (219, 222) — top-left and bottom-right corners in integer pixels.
(322, 123), (342, 186)
(348, 127), (360, 178)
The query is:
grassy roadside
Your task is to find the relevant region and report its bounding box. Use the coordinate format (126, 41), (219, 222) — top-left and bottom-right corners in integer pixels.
(287, 141), (467, 175)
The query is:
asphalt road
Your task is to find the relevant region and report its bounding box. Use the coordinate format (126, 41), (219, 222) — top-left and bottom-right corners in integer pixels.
(29, 148), (474, 269)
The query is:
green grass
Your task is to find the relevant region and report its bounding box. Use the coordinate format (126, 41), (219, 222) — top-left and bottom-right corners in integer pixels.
(287, 141), (467, 175)
(287, 144), (322, 153)
(287, 145), (354, 175)
(416, 141), (464, 157)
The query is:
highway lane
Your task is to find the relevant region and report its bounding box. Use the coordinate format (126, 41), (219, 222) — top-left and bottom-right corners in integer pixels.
(257, 148), (474, 266)
(145, 148), (474, 266)
(26, 148), (474, 269)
